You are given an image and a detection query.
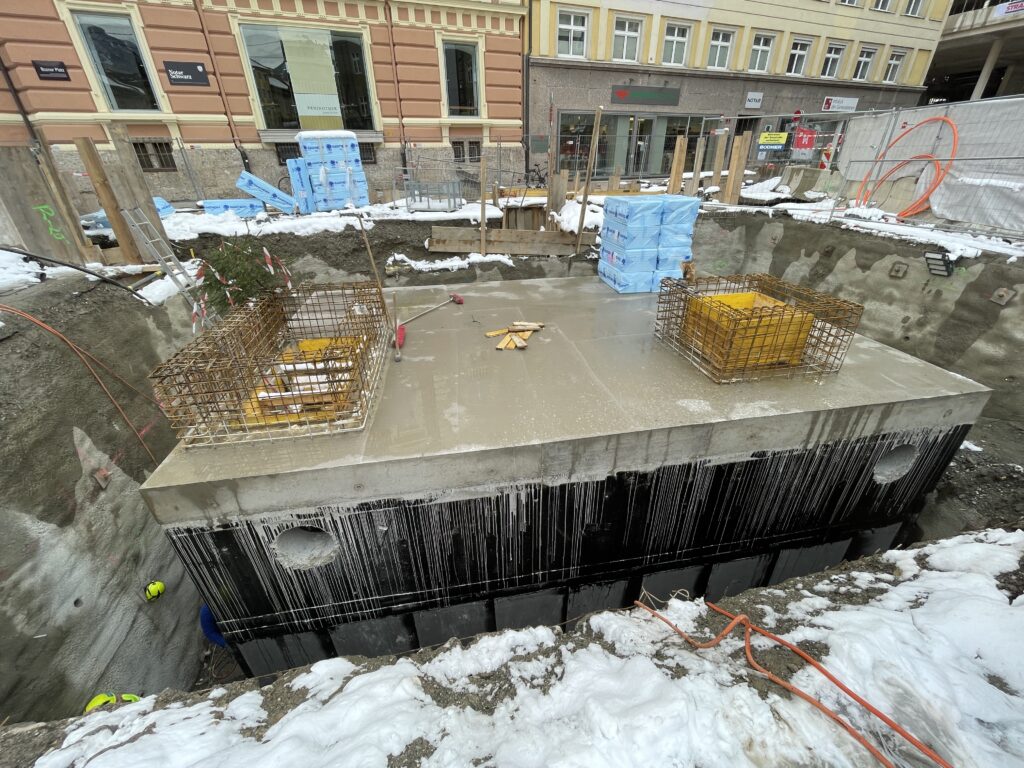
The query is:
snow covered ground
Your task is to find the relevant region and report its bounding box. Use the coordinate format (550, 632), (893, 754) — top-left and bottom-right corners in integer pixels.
(0, 248), (80, 292)
(25, 528), (1024, 768)
(388, 252), (515, 272)
(162, 201), (503, 242)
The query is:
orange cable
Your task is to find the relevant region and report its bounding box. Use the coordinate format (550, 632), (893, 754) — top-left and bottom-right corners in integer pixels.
(633, 600), (894, 768)
(0, 305), (158, 465)
(705, 601), (954, 768)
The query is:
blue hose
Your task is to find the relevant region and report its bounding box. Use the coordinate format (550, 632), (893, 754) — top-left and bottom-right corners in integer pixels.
(200, 604), (227, 647)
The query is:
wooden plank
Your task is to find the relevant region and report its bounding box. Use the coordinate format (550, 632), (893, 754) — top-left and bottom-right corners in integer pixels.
(429, 227), (596, 256)
(485, 327), (509, 337)
(667, 136), (687, 194)
(686, 137), (707, 196)
(607, 166), (621, 194)
(73, 137), (144, 264)
(496, 334), (512, 350)
(723, 131), (753, 205)
(510, 333), (528, 349)
(574, 106), (603, 257)
(479, 157), (487, 257)
(710, 133), (728, 191)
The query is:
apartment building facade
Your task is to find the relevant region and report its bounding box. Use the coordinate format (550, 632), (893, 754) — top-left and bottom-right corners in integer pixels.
(526, 0), (951, 177)
(0, 0), (525, 203)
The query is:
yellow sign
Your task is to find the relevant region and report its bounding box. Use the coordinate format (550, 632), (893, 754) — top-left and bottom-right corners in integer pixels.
(758, 132), (788, 147)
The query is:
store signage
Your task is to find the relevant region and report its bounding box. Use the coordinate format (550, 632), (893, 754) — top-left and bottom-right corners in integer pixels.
(610, 85), (680, 106)
(757, 131), (788, 150)
(822, 96), (859, 112)
(32, 60), (70, 81)
(295, 92), (342, 118)
(794, 127), (817, 150)
(164, 61), (210, 86)
(744, 91), (764, 109)
(993, 1), (1024, 17)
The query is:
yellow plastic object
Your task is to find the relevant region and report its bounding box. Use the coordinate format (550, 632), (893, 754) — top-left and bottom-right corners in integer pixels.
(144, 580), (166, 601)
(683, 291), (813, 375)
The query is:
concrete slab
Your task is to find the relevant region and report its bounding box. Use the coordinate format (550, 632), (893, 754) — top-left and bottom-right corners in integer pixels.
(142, 277), (989, 525)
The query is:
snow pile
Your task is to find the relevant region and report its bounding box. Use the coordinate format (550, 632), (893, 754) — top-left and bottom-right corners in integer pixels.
(551, 199), (603, 233)
(31, 528), (1024, 767)
(739, 176), (792, 202)
(138, 259), (201, 305)
(388, 252), (514, 272)
(0, 248), (77, 291)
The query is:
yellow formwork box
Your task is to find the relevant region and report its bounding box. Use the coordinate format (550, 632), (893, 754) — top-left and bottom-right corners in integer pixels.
(682, 291), (814, 376)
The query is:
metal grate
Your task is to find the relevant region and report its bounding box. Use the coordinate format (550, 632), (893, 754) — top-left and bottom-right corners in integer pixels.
(654, 274), (863, 383)
(132, 139), (176, 171)
(150, 283), (389, 446)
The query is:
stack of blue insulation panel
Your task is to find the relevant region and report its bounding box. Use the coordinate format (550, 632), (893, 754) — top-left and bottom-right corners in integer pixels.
(597, 195), (700, 293)
(291, 130), (371, 214)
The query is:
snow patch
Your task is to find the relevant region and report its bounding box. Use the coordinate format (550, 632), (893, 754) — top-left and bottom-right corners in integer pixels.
(388, 252), (514, 272)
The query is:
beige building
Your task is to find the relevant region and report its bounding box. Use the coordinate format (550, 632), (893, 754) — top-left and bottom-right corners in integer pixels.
(0, 0), (526, 204)
(526, 0), (951, 177)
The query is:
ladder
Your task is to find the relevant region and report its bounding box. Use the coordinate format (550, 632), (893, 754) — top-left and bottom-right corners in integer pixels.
(121, 207), (216, 325)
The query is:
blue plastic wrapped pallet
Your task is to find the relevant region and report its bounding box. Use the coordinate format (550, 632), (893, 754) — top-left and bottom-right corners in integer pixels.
(236, 171), (296, 214)
(286, 158), (314, 215)
(598, 259), (654, 294)
(600, 242), (658, 273)
(200, 198), (265, 218)
(660, 195), (701, 234)
(601, 217), (661, 251)
(296, 130), (360, 160)
(654, 267), (684, 286)
(604, 195), (665, 229)
(657, 231), (693, 268)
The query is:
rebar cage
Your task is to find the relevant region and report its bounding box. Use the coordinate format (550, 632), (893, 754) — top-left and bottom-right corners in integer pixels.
(151, 283), (389, 445)
(654, 274), (864, 384)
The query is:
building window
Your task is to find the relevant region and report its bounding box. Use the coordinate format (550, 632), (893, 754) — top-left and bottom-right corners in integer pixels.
(132, 140), (175, 171)
(359, 143), (377, 165)
(663, 24), (689, 66)
(612, 18), (641, 62)
(274, 143), (302, 164)
(904, 0), (924, 14)
(853, 47), (876, 80)
(73, 12), (160, 111)
(240, 25), (374, 131)
(787, 39), (811, 75)
(873, 0), (893, 9)
(467, 140), (481, 163)
(707, 29), (733, 69)
(557, 11), (588, 58)
(444, 42), (478, 117)
(748, 34), (773, 72)
(452, 141), (465, 163)
(452, 140), (481, 163)
(838, 0), (859, 5)
(883, 50), (905, 82)
(821, 43), (845, 78)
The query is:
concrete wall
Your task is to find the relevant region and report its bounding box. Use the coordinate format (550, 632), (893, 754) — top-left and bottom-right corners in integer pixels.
(0, 277), (203, 724)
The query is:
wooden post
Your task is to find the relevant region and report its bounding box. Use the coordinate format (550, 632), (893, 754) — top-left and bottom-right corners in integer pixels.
(543, 90), (557, 222)
(73, 137), (144, 264)
(573, 107), (602, 257)
(723, 131), (752, 205)
(710, 132), (728, 192)
(667, 136), (687, 194)
(607, 166), (621, 194)
(685, 137), (707, 196)
(479, 157), (487, 256)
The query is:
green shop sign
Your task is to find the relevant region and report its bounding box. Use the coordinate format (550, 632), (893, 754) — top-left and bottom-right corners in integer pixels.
(610, 85), (680, 106)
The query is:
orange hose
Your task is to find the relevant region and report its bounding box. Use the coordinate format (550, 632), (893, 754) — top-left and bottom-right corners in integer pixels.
(0, 305), (158, 465)
(854, 116), (958, 219)
(634, 599), (953, 768)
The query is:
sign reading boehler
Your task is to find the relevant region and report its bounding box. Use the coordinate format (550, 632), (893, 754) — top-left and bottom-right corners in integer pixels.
(32, 60), (70, 81)
(758, 132), (788, 150)
(610, 85), (680, 106)
(164, 61), (210, 86)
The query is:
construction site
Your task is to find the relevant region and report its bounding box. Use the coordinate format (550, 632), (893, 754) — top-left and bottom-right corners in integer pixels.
(2, 0), (1024, 764)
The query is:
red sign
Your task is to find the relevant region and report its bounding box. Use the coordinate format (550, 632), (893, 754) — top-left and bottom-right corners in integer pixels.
(794, 127), (817, 150)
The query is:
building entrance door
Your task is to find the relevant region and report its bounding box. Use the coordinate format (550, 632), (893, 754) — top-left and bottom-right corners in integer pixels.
(627, 116), (655, 176)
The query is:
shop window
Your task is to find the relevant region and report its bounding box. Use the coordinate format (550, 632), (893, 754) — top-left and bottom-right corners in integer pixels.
(557, 11), (588, 58)
(73, 12), (159, 111)
(444, 42), (479, 117)
(132, 140), (175, 171)
(240, 25), (373, 131)
(663, 24), (689, 66)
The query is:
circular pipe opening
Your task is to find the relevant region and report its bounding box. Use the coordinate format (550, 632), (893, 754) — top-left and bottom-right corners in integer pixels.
(872, 444), (919, 484)
(272, 525), (339, 570)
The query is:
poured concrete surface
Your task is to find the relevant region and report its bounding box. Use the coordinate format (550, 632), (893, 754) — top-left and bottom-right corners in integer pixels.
(143, 276), (989, 525)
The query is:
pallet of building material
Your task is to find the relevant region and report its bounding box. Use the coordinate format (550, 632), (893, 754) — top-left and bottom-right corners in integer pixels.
(236, 171), (296, 214)
(286, 158), (314, 215)
(429, 227), (597, 256)
(201, 198), (265, 218)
